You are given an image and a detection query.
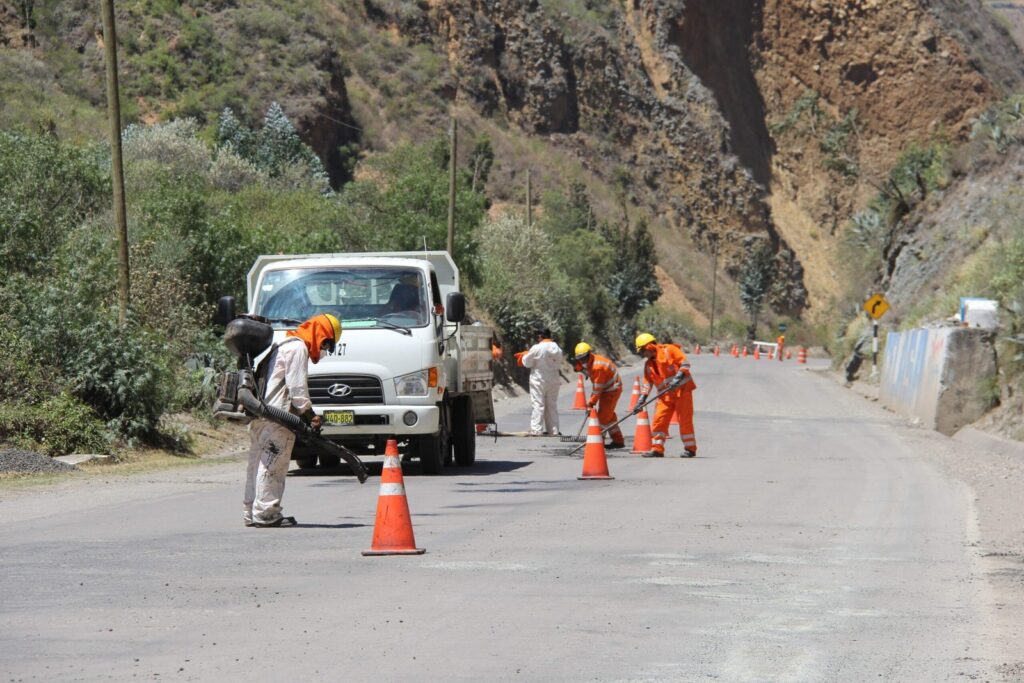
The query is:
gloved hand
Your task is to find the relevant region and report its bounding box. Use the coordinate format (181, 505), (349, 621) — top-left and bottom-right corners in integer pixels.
(587, 399), (598, 411)
(669, 373), (686, 388)
(632, 396), (648, 414)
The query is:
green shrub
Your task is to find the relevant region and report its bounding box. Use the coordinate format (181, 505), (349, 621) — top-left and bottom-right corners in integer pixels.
(0, 393), (109, 457)
(71, 315), (176, 442)
(0, 130), (108, 275)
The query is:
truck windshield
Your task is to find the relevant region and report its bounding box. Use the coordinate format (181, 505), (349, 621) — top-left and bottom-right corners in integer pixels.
(256, 267), (430, 330)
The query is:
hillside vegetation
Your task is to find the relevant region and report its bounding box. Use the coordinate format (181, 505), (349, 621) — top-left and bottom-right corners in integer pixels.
(1, 0), (1023, 453)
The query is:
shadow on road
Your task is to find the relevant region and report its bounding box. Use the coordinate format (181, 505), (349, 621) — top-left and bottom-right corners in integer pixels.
(291, 459), (532, 478)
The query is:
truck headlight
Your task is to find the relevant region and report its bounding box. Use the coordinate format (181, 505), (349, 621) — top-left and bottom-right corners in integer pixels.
(395, 368), (437, 397)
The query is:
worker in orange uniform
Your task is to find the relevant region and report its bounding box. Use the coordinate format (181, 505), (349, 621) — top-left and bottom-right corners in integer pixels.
(632, 333), (697, 458)
(776, 334), (785, 362)
(571, 342), (626, 449)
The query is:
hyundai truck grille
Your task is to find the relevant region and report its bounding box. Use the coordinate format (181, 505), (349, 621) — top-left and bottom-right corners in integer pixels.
(309, 375), (385, 405)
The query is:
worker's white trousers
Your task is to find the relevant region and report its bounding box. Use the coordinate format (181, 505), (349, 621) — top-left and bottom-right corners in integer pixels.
(529, 372), (561, 435)
(244, 419), (296, 525)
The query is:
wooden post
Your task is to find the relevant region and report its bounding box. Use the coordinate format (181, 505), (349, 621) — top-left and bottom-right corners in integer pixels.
(709, 236), (719, 340)
(526, 169), (533, 228)
(446, 118), (457, 256)
(100, 0), (130, 324)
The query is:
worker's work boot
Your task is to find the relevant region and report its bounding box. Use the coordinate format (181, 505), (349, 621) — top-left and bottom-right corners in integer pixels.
(684, 450), (697, 458)
(606, 442), (626, 450)
(641, 451), (664, 458)
(252, 516), (297, 528)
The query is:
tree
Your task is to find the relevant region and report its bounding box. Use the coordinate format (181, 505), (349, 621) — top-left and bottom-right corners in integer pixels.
(739, 243), (774, 339)
(466, 135), (494, 193)
(215, 107), (253, 158)
(215, 103), (329, 191)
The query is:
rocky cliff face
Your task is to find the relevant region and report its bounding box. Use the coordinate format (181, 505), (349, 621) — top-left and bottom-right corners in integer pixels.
(411, 0), (1017, 319)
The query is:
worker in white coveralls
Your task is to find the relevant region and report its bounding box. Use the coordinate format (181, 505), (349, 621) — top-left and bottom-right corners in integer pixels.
(244, 313), (341, 528)
(517, 327), (564, 436)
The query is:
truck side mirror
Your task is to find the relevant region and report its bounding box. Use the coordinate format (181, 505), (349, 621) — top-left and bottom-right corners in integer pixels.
(446, 292), (466, 323)
(214, 296), (237, 326)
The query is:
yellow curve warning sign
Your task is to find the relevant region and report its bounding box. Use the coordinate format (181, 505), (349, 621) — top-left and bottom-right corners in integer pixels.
(864, 293), (890, 320)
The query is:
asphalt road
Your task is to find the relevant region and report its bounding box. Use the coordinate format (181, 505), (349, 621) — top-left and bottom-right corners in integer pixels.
(0, 354), (1009, 681)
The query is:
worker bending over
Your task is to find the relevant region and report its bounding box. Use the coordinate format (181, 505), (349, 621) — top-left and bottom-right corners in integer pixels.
(572, 342), (625, 449)
(633, 333), (698, 458)
(244, 313), (341, 527)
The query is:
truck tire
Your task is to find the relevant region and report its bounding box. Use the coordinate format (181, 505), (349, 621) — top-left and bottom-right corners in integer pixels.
(296, 457), (318, 470)
(415, 431), (448, 475)
(318, 455), (340, 469)
(452, 396), (476, 467)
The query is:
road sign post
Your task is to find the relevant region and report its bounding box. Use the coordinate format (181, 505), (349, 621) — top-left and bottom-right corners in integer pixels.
(863, 294), (890, 379)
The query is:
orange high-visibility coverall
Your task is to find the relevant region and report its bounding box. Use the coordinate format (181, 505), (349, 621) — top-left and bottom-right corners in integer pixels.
(641, 344), (697, 455)
(585, 353), (624, 446)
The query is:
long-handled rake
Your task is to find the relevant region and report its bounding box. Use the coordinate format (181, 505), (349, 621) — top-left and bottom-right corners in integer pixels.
(559, 412), (590, 443)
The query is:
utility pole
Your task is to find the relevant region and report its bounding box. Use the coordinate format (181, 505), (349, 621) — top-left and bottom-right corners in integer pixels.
(100, 0), (130, 325)
(709, 236), (719, 340)
(526, 169), (533, 228)
(446, 117), (457, 256)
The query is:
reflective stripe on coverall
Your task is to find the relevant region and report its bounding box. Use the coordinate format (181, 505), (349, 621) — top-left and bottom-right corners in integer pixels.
(244, 337), (310, 525)
(522, 338), (563, 435)
(642, 343), (697, 455)
(587, 354), (624, 445)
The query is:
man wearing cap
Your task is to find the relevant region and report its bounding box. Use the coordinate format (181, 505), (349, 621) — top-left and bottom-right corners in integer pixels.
(572, 342), (626, 449)
(632, 332), (698, 458)
(244, 313), (341, 527)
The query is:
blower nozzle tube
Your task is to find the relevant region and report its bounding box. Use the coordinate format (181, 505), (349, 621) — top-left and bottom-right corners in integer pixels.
(237, 385), (369, 483)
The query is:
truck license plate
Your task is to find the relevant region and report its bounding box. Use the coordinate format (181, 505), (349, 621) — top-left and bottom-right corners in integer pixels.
(323, 410), (355, 426)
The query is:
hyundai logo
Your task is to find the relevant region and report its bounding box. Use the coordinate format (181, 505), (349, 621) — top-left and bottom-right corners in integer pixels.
(326, 383), (353, 398)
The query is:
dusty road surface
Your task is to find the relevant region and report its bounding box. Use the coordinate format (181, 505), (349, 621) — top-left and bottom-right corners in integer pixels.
(1, 355), (1019, 681)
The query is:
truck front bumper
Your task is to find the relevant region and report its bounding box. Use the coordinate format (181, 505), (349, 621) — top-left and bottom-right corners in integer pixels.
(315, 405), (440, 437)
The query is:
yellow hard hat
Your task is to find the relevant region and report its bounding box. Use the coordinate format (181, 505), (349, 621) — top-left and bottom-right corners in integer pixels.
(323, 313), (342, 341)
(572, 341), (593, 364)
(635, 332), (657, 352)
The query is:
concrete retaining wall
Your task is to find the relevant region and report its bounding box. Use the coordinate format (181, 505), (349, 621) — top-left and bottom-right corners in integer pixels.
(880, 327), (997, 435)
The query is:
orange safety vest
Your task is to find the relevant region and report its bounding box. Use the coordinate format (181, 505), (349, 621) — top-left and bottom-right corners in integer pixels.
(586, 353), (622, 399)
(642, 344), (696, 395)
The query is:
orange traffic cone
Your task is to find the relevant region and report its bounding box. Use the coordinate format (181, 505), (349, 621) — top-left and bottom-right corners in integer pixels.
(573, 374), (588, 411)
(798, 347), (807, 364)
(742, 346), (748, 358)
(768, 349), (775, 360)
(714, 345), (720, 357)
(631, 407), (653, 454)
(754, 347), (761, 360)
(579, 409), (613, 480)
(363, 440), (425, 556)
(694, 343), (701, 355)
(786, 350), (792, 360)
(627, 377), (641, 411)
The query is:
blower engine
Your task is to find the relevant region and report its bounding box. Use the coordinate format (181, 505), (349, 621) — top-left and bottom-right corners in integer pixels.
(212, 297), (368, 482)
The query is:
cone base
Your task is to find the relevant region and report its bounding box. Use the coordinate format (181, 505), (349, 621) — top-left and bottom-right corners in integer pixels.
(578, 475), (614, 480)
(362, 548), (426, 556)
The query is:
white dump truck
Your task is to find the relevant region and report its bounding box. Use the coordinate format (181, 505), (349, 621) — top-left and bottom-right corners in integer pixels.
(243, 251), (494, 474)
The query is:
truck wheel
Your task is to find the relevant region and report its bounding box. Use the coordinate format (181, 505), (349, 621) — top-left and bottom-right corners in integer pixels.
(415, 432), (447, 475)
(452, 396), (476, 467)
(296, 457), (318, 470)
(318, 455), (340, 469)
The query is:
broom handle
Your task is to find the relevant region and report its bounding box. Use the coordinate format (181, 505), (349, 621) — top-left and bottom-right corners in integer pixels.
(563, 381), (678, 456)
